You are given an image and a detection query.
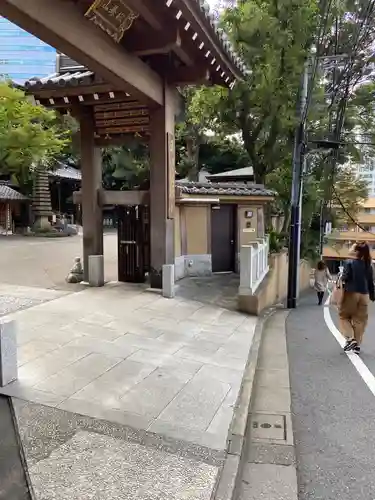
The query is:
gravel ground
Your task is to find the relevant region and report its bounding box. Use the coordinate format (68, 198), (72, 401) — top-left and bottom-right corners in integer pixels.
(0, 295), (45, 317)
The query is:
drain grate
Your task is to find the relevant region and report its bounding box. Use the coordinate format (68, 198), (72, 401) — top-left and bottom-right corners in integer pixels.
(250, 413), (286, 441)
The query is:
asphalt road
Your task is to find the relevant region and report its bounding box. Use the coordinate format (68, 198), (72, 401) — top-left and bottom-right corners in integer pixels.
(0, 396), (31, 500)
(287, 292), (375, 500)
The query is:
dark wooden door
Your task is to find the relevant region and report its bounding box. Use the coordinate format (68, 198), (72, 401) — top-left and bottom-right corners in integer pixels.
(117, 205), (149, 283)
(211, 204), (236, 273)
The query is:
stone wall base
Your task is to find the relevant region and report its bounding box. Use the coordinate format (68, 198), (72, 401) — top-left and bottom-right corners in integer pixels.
(238, 252), (313, 316)
(174, 254), (212, 281)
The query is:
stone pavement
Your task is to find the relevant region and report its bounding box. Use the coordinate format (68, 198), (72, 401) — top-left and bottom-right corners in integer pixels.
(236, 310), (298, 500)
(0, 283), (70, 317)
(0, 232), (117, 290)
(176, 274), (239, 311)
(0, 281), (257, 499)
(12, 398), (221, 500)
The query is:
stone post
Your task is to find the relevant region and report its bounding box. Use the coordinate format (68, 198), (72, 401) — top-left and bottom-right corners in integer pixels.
(0, 320), (17, 387)
(162, 264), (175, 298)
(239, 245), (253, 295)
(88, 255), (104, 287)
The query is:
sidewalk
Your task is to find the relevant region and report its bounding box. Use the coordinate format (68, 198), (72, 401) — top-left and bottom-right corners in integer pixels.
(236, 310), (298, 500)
(0, 281), (257, 499)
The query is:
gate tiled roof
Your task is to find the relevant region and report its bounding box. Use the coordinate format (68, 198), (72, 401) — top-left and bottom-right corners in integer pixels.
(176, 181), (274, 197)
(0, 185), (28, 202)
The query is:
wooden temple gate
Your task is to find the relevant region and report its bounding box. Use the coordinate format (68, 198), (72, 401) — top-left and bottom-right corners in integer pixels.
(2, 0), (246, 288)
(117, 204), (150, 283)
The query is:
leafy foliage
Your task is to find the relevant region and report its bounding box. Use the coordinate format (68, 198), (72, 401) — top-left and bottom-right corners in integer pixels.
(102, 142), (149, 190)
(188, 0), (318, 183)
(330, 166), (369, 225)
(0, 82), (69, 187)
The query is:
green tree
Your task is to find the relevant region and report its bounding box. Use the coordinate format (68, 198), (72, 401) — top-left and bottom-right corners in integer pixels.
(267, 155), (368, 257)
(329, 166), (369, 225)
(176, 87), (223, 181)
(0, 82), (69, 187)
(102, 141), (149, 190)
(189, 0), (318, 184)
(199, 136), (249, 175)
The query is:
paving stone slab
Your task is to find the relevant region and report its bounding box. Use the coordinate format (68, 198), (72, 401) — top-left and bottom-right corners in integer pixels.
(245, 443), (295, 467)
(157, 376), (230, 432)
(120, 367), (194, 418)
(34, 353), (123, 397)
(239, 463), (298, 500)
(71, 359), (156, 407)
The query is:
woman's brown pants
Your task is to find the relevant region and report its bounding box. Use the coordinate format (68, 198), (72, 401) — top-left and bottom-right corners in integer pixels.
(339, 292), (369, 345)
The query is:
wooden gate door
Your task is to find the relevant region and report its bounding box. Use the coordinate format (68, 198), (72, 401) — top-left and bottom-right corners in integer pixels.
(117, 205), (149, 283)
(211, 204), (236, 273)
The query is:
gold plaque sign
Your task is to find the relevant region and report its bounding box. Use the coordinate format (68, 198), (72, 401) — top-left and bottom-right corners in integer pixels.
(167, 133), (175, 220)
(85, 0), (138, 43)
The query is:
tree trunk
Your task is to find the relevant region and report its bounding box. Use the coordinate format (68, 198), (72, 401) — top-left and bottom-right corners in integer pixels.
(281, 206), (291, 233)
(242, 137), (267, 185)
(186, 137), (200, 181)
(254, 170), (267, 185)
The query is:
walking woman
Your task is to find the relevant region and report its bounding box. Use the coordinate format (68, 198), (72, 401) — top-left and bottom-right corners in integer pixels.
(314, 260), (332, 305)
(340, 242), (375, 354)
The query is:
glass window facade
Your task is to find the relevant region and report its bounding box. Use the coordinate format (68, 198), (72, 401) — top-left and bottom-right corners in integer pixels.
(0, 17), (56, 83)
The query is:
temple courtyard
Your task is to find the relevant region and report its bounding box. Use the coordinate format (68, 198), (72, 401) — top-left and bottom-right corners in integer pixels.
(0, 231), (118, 290)
(0, 233), (253, 499)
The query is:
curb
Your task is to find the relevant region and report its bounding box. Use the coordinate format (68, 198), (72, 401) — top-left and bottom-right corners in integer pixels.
(213, 308), (276, 500)
(8, 396), (36, 500)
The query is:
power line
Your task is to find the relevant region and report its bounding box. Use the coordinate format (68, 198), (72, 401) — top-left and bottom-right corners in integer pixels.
(301, 0), (334, 124)
(332, 184), (375, 235)
(320, 0), (375, 240)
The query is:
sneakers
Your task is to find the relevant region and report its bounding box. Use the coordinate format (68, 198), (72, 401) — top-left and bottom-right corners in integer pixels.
(353, 345), (361, 355)
(344, 339), (361, 354)
(344, 339), (356, 351)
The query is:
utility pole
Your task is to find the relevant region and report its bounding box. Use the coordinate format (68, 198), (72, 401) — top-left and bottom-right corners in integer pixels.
(319, 200), (325, 258)
(296, 154), (308, 301)
(287, 61), (309, 309)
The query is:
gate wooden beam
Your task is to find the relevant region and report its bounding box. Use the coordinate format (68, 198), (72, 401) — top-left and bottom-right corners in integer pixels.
(0, 0), (163, 105)
(167, 66), (210, 85)
(122, 0), (163, 31)
(129, 30), (182, 57)
(73, 190), (149, 206)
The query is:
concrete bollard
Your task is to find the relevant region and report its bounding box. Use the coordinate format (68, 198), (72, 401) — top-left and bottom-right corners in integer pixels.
(162, 264), (175, 298)
(239, 245), (253, 295)
(88, 255), (105, 287)
(0, 319), (17, 387)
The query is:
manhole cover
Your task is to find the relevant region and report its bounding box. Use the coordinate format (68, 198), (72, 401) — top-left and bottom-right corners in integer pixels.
(251, 413), (286, 441)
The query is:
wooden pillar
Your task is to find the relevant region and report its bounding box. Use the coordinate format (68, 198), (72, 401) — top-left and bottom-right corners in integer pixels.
(79, 107), (103, 282)
(149, 85), (176, 289)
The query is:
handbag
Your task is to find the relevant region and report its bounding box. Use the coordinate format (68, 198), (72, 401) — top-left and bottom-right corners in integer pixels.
(330, 275), (344, 306)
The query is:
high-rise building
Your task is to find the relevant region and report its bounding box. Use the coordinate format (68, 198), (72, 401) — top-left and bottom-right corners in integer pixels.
(0, 17), (56, 83)
(356, 161), (375, 197)
(322, 155), (375, 271)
